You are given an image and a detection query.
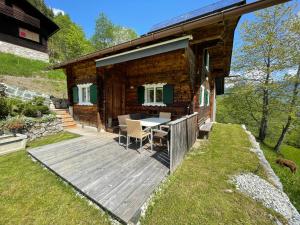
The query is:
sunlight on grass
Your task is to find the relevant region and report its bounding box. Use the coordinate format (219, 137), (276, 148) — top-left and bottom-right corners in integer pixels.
(142, 123), (284, 225)
(262, 143), (300, 212)
(0, 132), (111, 225)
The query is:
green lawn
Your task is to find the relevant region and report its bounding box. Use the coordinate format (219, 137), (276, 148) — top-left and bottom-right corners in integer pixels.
(262, 143), (300, 212)
(0, 52), (65, 80)
(142, 123), (285, 225)
(0, 132), (111, 225)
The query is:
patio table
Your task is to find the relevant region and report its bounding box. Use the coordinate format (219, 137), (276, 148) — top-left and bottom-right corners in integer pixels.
(139, 117), (170, 128)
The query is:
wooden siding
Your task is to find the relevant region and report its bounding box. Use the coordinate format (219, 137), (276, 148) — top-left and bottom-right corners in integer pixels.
(124, 49), (191, 118)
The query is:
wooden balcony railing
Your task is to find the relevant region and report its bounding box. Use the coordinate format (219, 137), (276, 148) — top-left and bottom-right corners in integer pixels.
(0, 2), (40, 28)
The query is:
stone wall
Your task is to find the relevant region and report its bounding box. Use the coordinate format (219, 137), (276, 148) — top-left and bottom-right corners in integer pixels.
(24, 118), (63, 140)
(0, 40), (49, 62)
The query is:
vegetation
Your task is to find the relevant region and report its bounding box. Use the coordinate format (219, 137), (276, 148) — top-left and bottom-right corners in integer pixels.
(91, 13), (138, 50)
(26, 131), (80, 148)
(233, 4), (297, 143)
(142, 124), (285, 225)
(261, 143), (300, 212)
(0, 132), (111, 225)
(0, 52), (65, 80)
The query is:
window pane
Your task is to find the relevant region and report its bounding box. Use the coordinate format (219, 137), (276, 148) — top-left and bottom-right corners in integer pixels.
(146, 88), (154, 103)
(156, 87), (163, 103)
(82, 87), (87, 102)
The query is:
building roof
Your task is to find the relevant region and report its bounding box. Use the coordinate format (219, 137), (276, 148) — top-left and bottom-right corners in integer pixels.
(52, 0), (290, 69)
(149, 0), (245, 33)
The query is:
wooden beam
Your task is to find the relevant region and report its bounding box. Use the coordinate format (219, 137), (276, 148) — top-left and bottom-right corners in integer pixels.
(191, 35), (223, 45)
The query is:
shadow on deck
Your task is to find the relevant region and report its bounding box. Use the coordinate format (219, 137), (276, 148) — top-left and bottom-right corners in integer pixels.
(28, 133), (169, 224)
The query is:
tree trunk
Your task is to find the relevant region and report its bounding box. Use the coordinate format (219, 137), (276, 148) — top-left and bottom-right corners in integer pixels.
(258, 58), (271, 142)
(274, 64), (300, 152)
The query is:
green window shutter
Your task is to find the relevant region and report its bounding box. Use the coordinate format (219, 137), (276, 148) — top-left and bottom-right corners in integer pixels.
(163, 84), (174, 105)
(199, 87), (203, 106)
(204, 89), (208, 106)
(137, 86), (145, 104)
(72, 86), (78, 104)
(90, 84), (98, 104)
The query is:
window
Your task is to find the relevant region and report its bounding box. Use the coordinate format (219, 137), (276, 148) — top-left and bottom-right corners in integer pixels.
(143, 83), (166, 106)
(206, 89), (210, 106)
(199, 85), (205, 107)
(77, 83), (92, 105)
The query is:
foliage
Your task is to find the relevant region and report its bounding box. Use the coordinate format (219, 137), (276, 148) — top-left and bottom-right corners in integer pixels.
(3, 116), (26, 133)
(233, 3), (295, 141)
(27, 0), (54, 19)
(0, 97), (9, 120)
(5, 98), (25, 117)
(142, 124), (285, 225)
(0, 52), (65, 80)
(91, 13), (138, 50)
(262, 143), (300, 212)
(0, 133), (111, 225)
(49, 14), (94, 63)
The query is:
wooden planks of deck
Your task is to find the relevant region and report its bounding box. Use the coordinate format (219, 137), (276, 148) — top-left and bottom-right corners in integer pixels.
(28, 136), (169, 224)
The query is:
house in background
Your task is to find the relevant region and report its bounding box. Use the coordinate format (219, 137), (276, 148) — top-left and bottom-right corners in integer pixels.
(0, 0), (59, 61)
(53, 0), (288, 132)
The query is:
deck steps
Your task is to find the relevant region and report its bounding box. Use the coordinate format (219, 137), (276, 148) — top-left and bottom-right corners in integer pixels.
(52, 109), (77, 129)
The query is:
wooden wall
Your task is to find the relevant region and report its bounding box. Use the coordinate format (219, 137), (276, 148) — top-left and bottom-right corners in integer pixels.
(124, 49), (192, 119)
(66, 60), (98, 126)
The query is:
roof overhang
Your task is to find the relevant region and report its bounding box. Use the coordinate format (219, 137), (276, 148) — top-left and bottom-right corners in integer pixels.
(53, 0), (291, 69)
(95, 35), (193, 68)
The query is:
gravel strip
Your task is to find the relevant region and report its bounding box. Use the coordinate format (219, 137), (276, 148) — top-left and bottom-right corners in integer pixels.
(232, 173), (300, 225)
(241, 125), (283, 190)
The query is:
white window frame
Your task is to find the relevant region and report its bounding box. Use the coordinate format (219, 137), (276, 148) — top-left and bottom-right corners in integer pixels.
(77, 83), (92, 106)
(200, 85), (205, 107)
(206, 89), (210, 106)
(142, 83), (166, 107)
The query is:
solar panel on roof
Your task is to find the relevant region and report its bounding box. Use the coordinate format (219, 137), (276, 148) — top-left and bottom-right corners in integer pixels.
(149, 0), (245, 33)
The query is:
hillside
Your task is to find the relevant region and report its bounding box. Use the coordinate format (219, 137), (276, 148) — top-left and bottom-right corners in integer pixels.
(0, 52), (67, 98)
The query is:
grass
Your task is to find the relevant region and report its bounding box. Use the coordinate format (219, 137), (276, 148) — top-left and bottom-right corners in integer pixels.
(142, 123), (285, 225)
(261, 143), (300, 212)
(0, 132), (111, 225)
(0, 52), (65, 80)
(26, 131), (80, 148)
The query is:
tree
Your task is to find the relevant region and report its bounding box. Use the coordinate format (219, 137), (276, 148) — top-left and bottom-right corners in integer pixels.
(274, 14), (300, 152)
(27, 0), (54, 19)
(48, 14), (94, 62)
(233, 4), (293, 142)
(91, 13), (138, 50)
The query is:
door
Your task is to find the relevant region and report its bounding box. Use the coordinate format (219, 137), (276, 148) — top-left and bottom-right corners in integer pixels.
(105, 73), (125, 128)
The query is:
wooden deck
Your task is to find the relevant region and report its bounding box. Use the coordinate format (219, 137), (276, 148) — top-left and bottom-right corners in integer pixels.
(28, 135), (169, 224)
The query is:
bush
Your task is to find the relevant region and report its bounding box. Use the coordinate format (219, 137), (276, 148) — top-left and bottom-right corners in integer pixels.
(23, 104), (50, 118)
(6, 98), (25, 117)
(0, 97), (9, 120)
(3, 116), (25, 134)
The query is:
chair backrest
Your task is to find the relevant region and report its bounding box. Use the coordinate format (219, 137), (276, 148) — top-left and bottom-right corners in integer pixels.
(118, 114), (130, 125)
(126, 119), (143, 139)
(159, 112), (171, 119)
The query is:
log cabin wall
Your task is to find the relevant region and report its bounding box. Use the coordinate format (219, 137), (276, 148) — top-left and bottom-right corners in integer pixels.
(124, 49), (194, 119)
(66, 60), (98, 126)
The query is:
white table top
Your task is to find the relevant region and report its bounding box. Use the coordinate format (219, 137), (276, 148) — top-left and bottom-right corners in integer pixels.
(140, 117), (171, 127)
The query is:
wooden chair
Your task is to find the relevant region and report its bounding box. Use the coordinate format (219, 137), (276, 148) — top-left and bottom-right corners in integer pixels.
(118, 114), (130, 145)
(126, 119), (151, 153)
(151, 125), (170, 155)
(159, 112), (171, 119)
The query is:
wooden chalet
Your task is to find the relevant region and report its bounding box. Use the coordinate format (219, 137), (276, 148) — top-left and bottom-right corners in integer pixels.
(53, 0), (289, 132)
(0, 0), (59, 61)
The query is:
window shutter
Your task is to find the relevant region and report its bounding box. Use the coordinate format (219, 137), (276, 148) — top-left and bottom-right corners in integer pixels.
(137, 86), (145, 104)
(90, 84), (98, 104)
(163, 84), (174, 105)
(72, 86), (79, 104)
(204, 89), (208, 106)
(199, 87), (203, 106)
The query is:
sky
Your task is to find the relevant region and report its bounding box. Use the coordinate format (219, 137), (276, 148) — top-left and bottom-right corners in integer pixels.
(44, 0), (299, 46)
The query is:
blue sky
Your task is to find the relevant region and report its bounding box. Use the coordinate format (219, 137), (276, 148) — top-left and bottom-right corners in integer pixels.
(44, 0), (299, 46)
